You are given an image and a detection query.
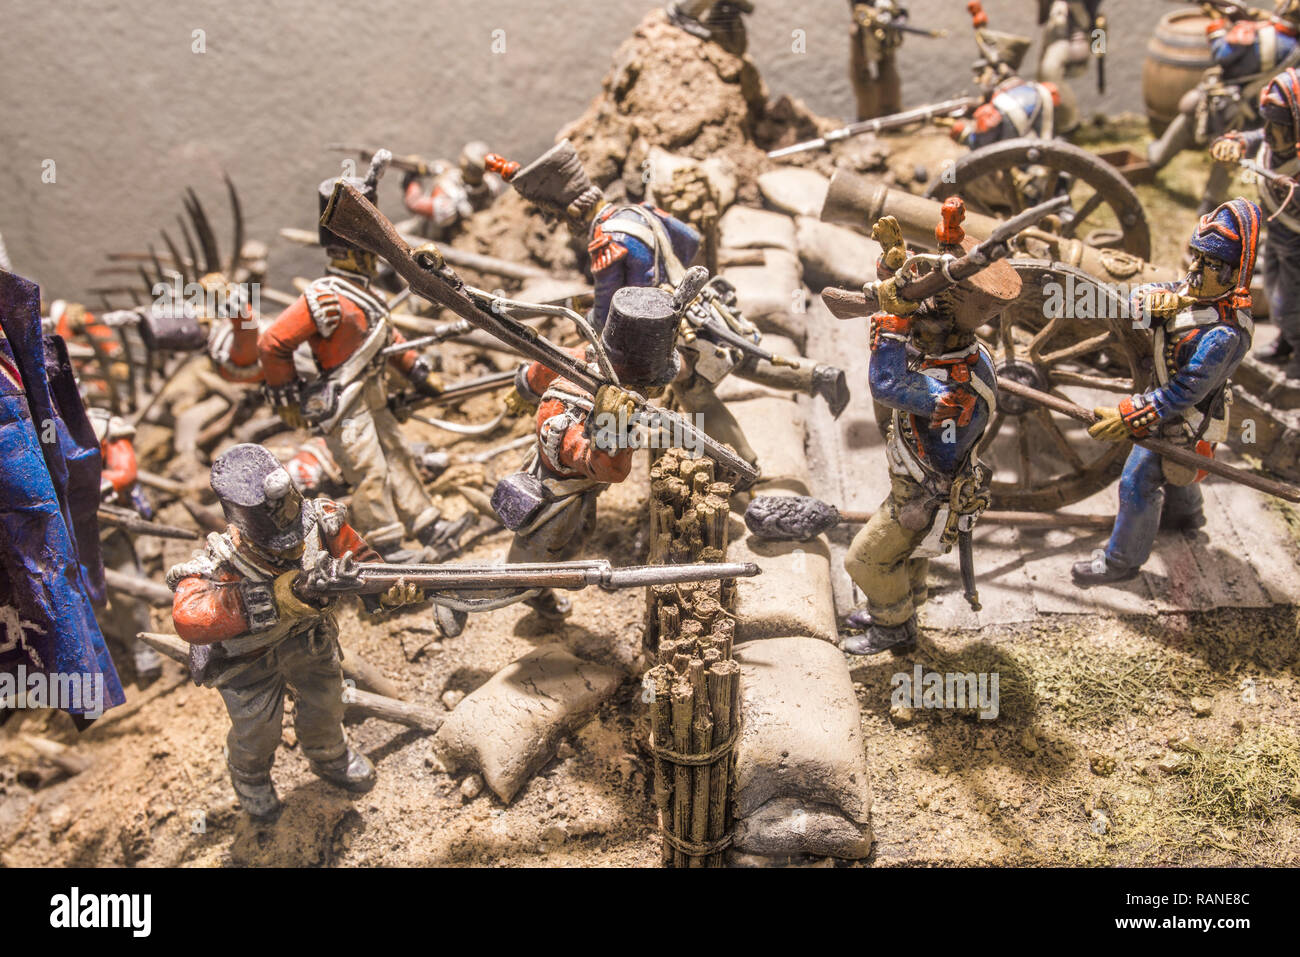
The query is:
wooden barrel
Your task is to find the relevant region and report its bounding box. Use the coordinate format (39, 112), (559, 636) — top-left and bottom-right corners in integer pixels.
(1142, 8), (1217, 134)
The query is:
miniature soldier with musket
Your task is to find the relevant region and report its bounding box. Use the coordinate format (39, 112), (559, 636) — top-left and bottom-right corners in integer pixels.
(486, 140), (849, 468)
(842, 200), (1021, 655)
(1072, 199), (1261, 586)
(258, 152), (467, 560)
(168, 444), (424, 820)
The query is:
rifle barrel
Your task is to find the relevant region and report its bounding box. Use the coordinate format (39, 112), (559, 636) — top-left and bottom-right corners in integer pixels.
(768, 96), (978, 159)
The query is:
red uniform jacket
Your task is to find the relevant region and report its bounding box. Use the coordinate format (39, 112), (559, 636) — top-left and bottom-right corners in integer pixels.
(258, 279), (418, 389)
(522, 347), (633, 484)
(100, 436), (138, 497)
(171, 501), (380, 645)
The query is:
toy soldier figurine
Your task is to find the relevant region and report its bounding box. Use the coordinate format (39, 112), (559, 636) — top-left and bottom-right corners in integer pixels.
(1072, 199), (1261, 587)
(168, 444), (423, 820)
(665, 0), (753, 55)
(1148, 1), (1300, 216)
(1211, 68), (1300, 373)
(1036, 1), (1104, 94)
(402, 141), (507, 241)
(951, 27), (1065, 150)
(487, 141), (849, 466)
(848, 1), (906, 120)
(87, 407), (162, 684)
(493, 285), (683, 620)
(842, 204), (1020, 655)
(259, 153), (466, 560)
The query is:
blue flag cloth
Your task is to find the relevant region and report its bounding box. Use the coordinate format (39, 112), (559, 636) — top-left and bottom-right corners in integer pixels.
(0, 270), (125, 719)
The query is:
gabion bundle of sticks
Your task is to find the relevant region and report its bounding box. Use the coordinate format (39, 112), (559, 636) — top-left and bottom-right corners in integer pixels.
(646, 449), (741, 867)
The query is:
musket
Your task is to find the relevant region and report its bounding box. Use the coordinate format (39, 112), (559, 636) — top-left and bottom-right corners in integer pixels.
(838, 193), (1071, 315)
(997, 378), (1300, 504)
(97, 504), (199, 541)
(855, 5), (948, 39)
(1167, 0), (1267, 20)
(300, 553), (760, 613)
(327, 143), (447, 179)
(389, 367), (519, 420)
(682, 283), (798, 368)
(379, 319), (475, 355)
(320, 182), (761, 489)
(767, 96), (980, 159)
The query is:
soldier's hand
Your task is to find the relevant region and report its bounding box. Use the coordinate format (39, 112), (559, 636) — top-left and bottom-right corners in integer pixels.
(1088, 406), (1130, 442)
(277, 403), (308, 430)
(503, 389), (538, 419)
(380, 580), (424, 610)
(871, 216), (908, 273)
(1210, 136), (1245, 165)
(594, 383), (639, 423)
(275, 570), (322, 619)
(875, 275), (921, 317)
(1144, 289), (1191, 320)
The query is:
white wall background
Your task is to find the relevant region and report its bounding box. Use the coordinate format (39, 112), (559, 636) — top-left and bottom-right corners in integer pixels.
(0, 0), (1166, 298)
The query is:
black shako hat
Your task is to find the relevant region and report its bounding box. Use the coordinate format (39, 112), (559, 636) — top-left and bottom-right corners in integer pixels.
(601, 286), (682, 389)
(210, 443), (306, 554)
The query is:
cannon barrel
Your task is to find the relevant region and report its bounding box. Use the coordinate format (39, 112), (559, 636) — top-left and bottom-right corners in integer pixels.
(820, 169), (1176, 287)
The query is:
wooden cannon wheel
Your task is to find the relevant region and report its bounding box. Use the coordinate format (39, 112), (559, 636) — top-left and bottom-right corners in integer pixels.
(980, 259), (1153, 511)
(924, 137), (1153, 261)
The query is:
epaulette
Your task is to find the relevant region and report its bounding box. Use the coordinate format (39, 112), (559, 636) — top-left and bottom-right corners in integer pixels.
(305, 279), (344, 338)
(588, 223), (629, 273)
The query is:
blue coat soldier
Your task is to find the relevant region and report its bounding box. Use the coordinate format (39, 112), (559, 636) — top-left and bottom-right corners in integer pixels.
(1148, 3), (1300, 211)
(0, 270), (125, 723)
(487, 140), (849, 466)
(1211, 67), (1300, 374)
(1071, 198), (1261, 587)
(842, 203), (1021, 655)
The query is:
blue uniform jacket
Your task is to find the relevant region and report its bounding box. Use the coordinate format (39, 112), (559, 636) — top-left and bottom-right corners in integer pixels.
(587, 204), (701, 330)
(1125, 282), (1251, 434)
(1209, 19), (1298, 81)
(870, 333), (995, 477)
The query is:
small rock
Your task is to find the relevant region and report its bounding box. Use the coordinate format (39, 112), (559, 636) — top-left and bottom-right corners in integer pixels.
(1020, 729), (1040, 754)
(441, 689), (465, 711)
(555, 740), (576, 760)
(1156, 752), (1188, 774)
(1089, 809), (1110, 835)
(1169, 734), (1198, 753)
(1088, 751), (1116, 777)
(1190, 696), (1214, 717)
(48, 804), (74, 833)
(541, 825), (568, 846)
(889, 703), (915, 725)
(459, 774), (484, 800)
(545, 788), (559, 807)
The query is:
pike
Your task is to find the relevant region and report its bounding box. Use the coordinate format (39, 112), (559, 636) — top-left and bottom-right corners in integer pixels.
(768, 96), (979, 159)
(997, 378), (1300, 504)
(824, 194), (1073, 318)
(320, 181), (762, 489)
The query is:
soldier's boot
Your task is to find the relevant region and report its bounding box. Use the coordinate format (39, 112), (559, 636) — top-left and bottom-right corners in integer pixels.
(228, 763), (282, 822)
(1070, 555), (1139, 587)
(812, 365), (851, 419)
(1256, 336), (1294, 365)
(309, 746), (376, 793)
(133, 640), (163, 687)
(524, 587), (572, 622)
(841, 610), (918, 656)
(1160, 503), (1207, 532)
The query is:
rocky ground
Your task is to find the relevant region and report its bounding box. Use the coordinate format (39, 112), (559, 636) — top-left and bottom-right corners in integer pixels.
(2, 10), (1298, 868)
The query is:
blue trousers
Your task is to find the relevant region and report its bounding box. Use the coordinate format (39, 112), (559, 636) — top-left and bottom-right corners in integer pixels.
(1104, 445), (1204, 572)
